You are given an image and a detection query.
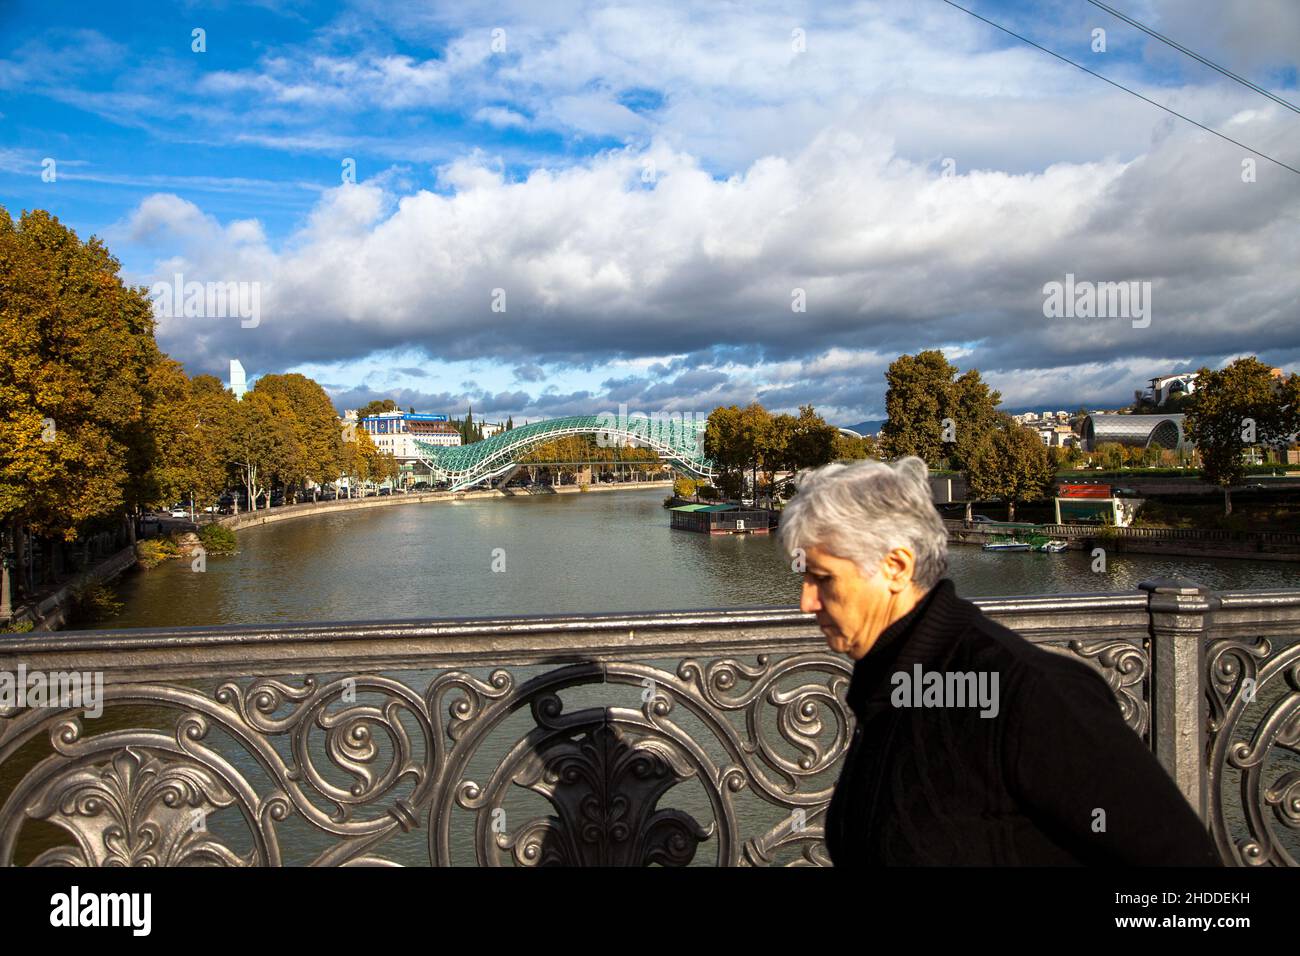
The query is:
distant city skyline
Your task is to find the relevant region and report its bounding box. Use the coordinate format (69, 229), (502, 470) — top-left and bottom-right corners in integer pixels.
(2, 0), (1297, 424)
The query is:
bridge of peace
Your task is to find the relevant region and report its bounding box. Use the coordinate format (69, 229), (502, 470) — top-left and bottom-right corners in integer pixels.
(411, 413), (715, 491)
(0, 414), (1295, 867)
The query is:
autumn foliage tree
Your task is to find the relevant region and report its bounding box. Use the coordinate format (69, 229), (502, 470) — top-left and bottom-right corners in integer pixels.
(0, 208), (162, 592)
(251, 374), (344, 502)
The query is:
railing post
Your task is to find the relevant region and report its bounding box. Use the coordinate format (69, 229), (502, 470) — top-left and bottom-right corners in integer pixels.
(1140, 578), (1217, 821)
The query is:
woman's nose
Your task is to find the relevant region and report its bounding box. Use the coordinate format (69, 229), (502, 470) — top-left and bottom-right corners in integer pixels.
(800, 581), (821, 613)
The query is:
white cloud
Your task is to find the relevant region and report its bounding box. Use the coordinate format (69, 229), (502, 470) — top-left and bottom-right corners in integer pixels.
(110, 94), (1298, 422)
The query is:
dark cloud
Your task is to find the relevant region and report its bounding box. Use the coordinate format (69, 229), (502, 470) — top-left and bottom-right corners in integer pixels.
(511, 363), (546, 382)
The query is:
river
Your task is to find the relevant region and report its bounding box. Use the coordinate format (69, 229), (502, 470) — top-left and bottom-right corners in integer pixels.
(100, 487), (1296, 629)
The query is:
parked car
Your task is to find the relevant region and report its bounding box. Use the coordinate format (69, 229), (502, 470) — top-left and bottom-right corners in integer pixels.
(169, 508), (188, 519)
(378, 487), (392, 496)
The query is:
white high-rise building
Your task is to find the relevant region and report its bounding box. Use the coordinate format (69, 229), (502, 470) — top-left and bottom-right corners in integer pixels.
(229, 360), (247, 399)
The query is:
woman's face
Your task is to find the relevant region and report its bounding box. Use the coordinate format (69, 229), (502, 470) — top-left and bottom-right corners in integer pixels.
(799, 544), (916, 660)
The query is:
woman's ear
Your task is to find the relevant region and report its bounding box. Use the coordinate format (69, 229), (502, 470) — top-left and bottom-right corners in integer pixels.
(880, 547), (916, 592)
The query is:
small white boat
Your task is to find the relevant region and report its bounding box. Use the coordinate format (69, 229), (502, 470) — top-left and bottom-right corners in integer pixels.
(1037, 539), (1069, 553)
(982, 540), (1032, 552)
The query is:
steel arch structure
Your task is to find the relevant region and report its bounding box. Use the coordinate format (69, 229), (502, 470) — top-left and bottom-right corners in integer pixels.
(413, 415), (714, 491)
(1082, 413), (1188, 452)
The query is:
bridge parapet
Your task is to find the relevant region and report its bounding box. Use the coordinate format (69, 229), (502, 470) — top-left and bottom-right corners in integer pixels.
(0, 584), (1296, 866)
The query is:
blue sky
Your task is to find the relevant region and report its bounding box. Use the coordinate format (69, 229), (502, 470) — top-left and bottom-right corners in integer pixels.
(2, 0), (1298, 424)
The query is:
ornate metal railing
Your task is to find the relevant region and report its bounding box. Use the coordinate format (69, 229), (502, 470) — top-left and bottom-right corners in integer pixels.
(0, 579), (1295, 866)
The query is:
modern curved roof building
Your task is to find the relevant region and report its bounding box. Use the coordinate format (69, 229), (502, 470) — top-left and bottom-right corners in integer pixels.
(1081, 413), (1187, 452)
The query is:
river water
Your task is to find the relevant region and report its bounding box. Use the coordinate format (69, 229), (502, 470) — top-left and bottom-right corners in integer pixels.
(102, 488), (1296, 629)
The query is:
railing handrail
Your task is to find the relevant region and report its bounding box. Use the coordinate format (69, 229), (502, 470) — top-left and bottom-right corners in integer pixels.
(4, 587), (1294, 683)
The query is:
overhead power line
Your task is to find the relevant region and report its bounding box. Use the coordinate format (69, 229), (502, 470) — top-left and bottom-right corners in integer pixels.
(935, 0), (1300, 177)
(1082, 0), (1300, 115)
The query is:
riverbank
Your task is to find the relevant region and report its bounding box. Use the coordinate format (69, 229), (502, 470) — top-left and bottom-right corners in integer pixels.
(3, 545), (137, 632)
(944, 519), (1300, 562)
(221, 479), (674, 532)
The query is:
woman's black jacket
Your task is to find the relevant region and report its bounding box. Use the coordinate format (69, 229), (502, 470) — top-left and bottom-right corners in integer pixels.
(823, 579), (1221, 866)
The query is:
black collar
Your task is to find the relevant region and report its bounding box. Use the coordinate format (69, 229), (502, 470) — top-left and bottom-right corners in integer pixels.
(844, 579), (973, 720)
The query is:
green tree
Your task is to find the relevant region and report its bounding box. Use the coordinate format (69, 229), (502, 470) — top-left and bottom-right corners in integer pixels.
(1183, 358), (1300, 514)
(881, 350), (956, 464)
(965, 419), (1055, 521)
(947, 369), (1002, 470)
(880, 351), (1001, 467)
(705, 405), (757, 504)
(786, 405), (839, 471)
(356, 399), (397, 419)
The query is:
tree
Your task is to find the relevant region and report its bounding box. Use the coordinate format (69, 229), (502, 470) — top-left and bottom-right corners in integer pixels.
(880, 351), (1001, 467)
(834, 432), (879, 460)
(947, 369), (1002, 470)
(758, 412), (796, 506)
(965, 419), (1055, 521)
(881, 350), (956, 464)
(252, 374), (344, 501)
(340, 426), (384, 496)
(0, 208), (161, 594)
(786, 405), (839, 471)
(1183, 358), (1300, 514)
(1094, 442), (1126, 471)
(190, 374), (238, 501)
(228, 391), (283, 510)
(356, 399), (397, 419)
(705, 405), (757, 505)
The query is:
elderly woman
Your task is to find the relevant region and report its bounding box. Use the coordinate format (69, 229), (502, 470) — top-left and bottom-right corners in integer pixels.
(779, 457), (1219, 866)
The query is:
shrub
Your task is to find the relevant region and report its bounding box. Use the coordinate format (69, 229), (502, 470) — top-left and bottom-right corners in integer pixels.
(135, 537), (180, 569)
(68, 584), (123, 627)
(198, 523), (238, 555)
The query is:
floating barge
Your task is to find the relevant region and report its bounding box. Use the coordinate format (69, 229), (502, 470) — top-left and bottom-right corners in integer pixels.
(670, 503), (776, 535)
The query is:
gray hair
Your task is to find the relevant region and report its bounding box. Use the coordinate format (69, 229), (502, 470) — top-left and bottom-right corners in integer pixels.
(778, 456), (948, 589)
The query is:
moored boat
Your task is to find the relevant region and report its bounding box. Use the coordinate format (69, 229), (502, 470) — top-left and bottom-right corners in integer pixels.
(982, 540), (1032, 552)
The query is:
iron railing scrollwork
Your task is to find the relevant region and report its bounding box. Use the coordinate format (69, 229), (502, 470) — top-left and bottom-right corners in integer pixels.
(1, 582), (1298, 866)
